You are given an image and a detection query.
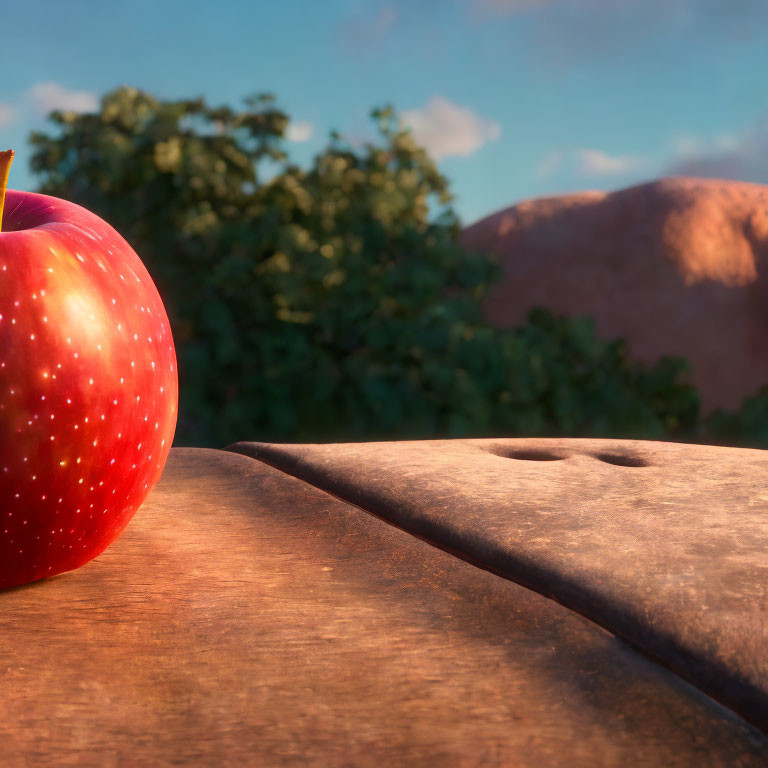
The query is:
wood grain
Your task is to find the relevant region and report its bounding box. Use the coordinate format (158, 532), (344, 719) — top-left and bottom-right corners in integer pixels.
(0, 447), (765, 767)
(227, 437), (768, 735)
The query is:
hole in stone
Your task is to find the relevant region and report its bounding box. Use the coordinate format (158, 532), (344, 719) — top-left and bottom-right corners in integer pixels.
(495, 449), (566, 462)
(594, 453), (649, 468)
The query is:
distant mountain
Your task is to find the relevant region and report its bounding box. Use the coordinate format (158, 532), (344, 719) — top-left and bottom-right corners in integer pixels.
(462, 177), (768, 415)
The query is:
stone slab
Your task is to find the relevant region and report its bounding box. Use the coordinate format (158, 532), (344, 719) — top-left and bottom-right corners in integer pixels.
(227, 437), (768, 735)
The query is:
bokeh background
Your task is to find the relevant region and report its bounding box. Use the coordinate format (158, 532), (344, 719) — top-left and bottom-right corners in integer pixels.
(2, 0), (767, 448)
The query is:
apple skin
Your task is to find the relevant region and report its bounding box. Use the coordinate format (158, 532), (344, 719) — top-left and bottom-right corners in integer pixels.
(0, 190), (178, 590)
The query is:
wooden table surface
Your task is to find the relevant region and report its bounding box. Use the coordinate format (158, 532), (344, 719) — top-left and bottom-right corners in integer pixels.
(230, 437), (768, 734)
(1, 439), (766, 767)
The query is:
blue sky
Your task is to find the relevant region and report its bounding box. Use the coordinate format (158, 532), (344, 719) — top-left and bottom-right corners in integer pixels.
(1, 0), (767, 224)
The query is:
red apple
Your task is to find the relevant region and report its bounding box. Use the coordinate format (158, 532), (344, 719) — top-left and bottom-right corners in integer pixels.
(0, 150), (178, 590)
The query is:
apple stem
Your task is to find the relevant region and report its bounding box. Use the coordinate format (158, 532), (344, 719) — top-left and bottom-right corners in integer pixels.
(0, 149), (15, 234)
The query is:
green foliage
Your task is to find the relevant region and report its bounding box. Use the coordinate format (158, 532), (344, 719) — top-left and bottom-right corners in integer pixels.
(30, 86), (701, 448)
(703, 386), (768, 449)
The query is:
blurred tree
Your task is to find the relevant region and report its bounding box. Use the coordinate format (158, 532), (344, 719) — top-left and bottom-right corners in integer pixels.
(29, 86), (700, 447)
(703, 385), (768, 449)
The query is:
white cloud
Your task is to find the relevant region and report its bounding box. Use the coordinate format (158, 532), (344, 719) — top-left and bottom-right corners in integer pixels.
(468, 0), (768, 66)
(577, 148), (644, 176)
(671, 135), (708, 158)
(665, 119), (768, 182)
(370, 4), (397, 37)
(540, 121), (768, 188)
(286, 121), (313, 143)
(26, 82), (98, 115)
(672, 132), (740, 159)
(474, 0), (555, 13)
(537, 147), (646, 179)
(0, 103), (17, 128)
(401, 96), (501, 160)
(338, 4), (397, 52)
(535, 150), (563, 179)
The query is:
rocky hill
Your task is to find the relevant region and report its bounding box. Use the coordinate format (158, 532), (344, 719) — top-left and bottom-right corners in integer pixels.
(462, 177), (768, 414)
